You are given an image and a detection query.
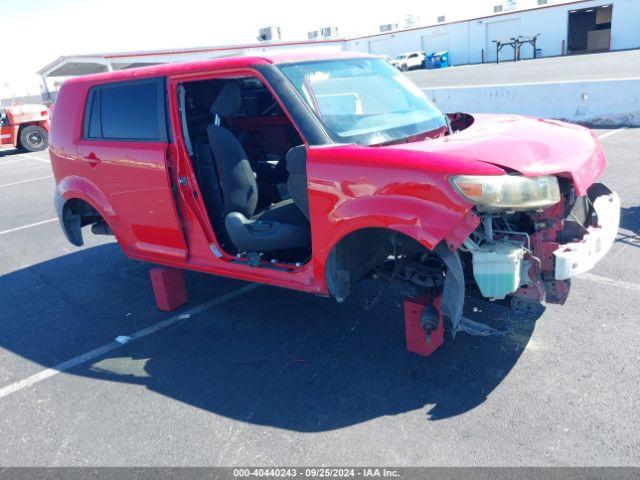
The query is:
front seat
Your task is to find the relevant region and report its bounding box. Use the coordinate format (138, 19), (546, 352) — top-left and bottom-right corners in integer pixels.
(207, 124), (310, 253)
(210, 81), (245, 121)
(286, 145), (310, 220)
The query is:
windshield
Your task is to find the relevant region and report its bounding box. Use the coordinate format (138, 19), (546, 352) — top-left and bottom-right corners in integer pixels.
(395, 54), (407, 60)
(279, 58), (447, 145)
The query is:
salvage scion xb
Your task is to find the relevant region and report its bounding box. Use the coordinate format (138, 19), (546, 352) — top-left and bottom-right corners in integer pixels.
(50, 52), (620, 339)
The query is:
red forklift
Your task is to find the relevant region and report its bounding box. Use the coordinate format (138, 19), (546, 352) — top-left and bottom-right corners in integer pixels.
(0, 103), (50, 152)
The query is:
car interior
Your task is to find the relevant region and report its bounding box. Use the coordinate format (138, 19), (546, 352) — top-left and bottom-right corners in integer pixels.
(179, 76), (311, 265)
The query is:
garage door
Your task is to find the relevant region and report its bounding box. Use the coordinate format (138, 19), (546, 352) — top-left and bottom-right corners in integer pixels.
(367, 37), (393, 55)
(486, 18), (522, 62)
(421, 33), (450, 55)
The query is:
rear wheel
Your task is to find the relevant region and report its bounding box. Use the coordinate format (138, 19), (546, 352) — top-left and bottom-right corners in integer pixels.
(19, 125), (48, 152)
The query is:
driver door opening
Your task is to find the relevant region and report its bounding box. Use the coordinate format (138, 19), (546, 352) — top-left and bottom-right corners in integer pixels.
(178, 74), (311, 265)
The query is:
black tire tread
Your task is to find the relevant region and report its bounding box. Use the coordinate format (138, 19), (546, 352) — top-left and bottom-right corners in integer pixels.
(19, 125), (48, 152)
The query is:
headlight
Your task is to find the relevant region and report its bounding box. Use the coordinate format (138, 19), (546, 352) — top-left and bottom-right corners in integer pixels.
(450, 175), (561, 211)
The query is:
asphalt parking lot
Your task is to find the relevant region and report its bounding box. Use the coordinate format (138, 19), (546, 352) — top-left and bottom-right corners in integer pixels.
(0, 127), (639, 466)
(406, 49), (640, 87)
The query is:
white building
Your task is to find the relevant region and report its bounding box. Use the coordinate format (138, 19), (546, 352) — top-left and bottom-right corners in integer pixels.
(37, 38), (345, 101)
(346, 0), (639, 64)
(37, 0), (640, 98)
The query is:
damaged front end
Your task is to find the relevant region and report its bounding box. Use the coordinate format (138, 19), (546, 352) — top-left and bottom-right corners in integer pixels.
(326, 179), (619, 350)
(459, 181), (620, 306)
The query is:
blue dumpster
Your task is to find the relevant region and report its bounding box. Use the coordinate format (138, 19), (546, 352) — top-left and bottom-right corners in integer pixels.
(421, 53), (434, 69)
(427, 51), (449, 69)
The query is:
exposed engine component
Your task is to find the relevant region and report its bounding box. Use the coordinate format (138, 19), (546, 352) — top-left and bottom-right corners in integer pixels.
(463, 237), (531, 300)
(365, 254), (444, 310)
(462, 214), (535, 300)
(420, 304), (441, 340)
(460, 182), (618, 305)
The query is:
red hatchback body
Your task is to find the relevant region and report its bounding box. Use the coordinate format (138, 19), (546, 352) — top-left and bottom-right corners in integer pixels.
(49, 52), (619, 335)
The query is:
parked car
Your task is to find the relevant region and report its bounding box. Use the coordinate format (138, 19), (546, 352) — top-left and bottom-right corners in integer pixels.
(378, 54), (395, 66)
(50, 52), (619, 339)
(391, 51), (427, 71)
(0, 103), (50, 152)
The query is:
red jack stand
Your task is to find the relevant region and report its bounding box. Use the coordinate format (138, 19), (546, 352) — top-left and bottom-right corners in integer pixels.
(404, 292), (444, 357)
(149, 267), (188, 312)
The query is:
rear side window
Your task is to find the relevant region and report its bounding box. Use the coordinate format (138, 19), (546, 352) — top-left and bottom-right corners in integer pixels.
(83, 78), (166, 141)
(87, 94), (101, 138)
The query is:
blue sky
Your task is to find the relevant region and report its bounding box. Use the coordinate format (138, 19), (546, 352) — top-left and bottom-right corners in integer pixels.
(2, 0), (569, 97)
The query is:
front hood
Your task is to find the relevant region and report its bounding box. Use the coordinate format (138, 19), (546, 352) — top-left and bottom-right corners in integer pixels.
(386, 114), (606, 195)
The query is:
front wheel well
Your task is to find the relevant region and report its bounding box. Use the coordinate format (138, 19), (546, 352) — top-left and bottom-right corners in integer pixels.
(324, 228), (435, 302)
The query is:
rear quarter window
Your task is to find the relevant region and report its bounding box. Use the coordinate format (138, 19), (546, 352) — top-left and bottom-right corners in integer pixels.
(83, 78), (166, 141)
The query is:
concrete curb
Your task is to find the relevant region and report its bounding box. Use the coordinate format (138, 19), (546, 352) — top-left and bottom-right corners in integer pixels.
(423, 78), (640, 127)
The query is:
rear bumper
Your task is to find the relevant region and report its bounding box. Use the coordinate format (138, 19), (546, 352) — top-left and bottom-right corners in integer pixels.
(554, 185), (620, 280)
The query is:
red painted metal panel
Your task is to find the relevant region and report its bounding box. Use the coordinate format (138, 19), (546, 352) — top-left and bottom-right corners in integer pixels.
(404, 293), (444, 357)
(48, 53), (609, 298)
(150, 267), (188, 311)
(75, 139), (187, 262)
(0, 125), (19, 147)
(4, 104), (49, 125)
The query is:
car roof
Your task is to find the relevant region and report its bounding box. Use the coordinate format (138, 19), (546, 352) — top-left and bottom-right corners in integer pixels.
(63, 51), (374, 87)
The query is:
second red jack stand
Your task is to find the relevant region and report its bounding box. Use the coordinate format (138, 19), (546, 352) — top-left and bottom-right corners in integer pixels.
(404, 292), (444, 357)
(149, 267), (188, 312)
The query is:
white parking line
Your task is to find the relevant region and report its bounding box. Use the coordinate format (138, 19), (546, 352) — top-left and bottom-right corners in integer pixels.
(20, 153), (51, 163)
(0, 175), (53, 189)
(579, 273), (640, 292)
(0, 158), (28, 166)
(0, 283), (258, 400)
(0, 218), (58, 236)
(0, 154), (50, 166)
(597, 128), (628, 140)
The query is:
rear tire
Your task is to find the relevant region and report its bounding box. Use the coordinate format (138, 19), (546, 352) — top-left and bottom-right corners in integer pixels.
(19, 125), (48, 152)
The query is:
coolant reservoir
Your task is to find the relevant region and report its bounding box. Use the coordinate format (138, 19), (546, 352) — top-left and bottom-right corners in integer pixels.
(471, 241), (526, 299)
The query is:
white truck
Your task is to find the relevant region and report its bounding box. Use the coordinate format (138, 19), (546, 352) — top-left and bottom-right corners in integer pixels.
(391, 51), (427, 71)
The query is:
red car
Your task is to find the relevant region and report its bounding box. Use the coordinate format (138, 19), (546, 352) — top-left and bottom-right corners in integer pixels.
(0, 103), (50, 152)
(49, 52), (619, 336)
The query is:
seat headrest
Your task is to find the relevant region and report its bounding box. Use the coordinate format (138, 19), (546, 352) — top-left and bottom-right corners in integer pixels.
(210, 82), (244, 118)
